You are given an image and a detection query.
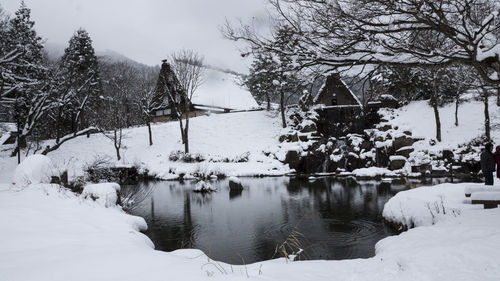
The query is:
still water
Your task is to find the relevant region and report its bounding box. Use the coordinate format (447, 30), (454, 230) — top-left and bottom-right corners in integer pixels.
(123, 177), (454, 264)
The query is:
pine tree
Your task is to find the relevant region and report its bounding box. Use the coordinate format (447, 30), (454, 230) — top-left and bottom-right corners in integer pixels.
(59, 28), (102, 135)
(4, 1), (48, 153)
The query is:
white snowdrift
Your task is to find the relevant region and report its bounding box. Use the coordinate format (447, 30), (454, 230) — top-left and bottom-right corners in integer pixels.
(383, 183), (485, 228)
(82, 182), (121, 207)
(12, 155), (56, 188)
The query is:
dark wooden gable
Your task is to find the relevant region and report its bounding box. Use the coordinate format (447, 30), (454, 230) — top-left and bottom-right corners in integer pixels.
(314, 73), (362, 107)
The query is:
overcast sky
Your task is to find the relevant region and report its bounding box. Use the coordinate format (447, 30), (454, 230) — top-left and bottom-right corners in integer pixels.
(2, 0), (270, 73)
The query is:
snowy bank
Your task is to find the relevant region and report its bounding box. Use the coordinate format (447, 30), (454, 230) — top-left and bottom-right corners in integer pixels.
(1, 179), (500, 281)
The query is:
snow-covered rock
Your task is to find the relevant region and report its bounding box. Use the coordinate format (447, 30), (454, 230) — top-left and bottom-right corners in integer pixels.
(228, 176), (243, 190)
(82, 183), (121, 208)
(12, 155), (56, 188)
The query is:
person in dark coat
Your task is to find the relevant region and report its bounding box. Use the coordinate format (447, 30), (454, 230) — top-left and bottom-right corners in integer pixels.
(480, 143), (496, 185)
(495, 146), (500, 179)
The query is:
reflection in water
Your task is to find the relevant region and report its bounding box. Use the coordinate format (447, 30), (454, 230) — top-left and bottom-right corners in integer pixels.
(123, 177), (457, 264)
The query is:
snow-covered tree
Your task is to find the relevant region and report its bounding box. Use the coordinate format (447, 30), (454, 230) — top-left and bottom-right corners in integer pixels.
(59, 28), (102, 135)
(225, 0), (500, 84)
(2, 2), (49, 155)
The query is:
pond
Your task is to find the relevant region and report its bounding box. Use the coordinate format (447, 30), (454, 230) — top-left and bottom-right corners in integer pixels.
(122, 176), (457, 265)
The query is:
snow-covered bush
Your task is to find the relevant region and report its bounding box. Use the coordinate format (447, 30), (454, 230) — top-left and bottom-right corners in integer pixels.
(82, 183), (121, 208)
(169, 150), (205, 162)
(193, 181), (217, 193)
(12, 155), (56, 188)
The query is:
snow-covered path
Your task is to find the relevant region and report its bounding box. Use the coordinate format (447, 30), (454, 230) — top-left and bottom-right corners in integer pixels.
(1, 181), (499, 281)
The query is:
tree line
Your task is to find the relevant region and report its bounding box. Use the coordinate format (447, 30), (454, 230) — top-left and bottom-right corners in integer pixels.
(0, 2), (205, 160)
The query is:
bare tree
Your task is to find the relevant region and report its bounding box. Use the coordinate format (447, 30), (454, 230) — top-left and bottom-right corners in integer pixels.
(224, 0), (500, 83)
(169, 50), (205, 153)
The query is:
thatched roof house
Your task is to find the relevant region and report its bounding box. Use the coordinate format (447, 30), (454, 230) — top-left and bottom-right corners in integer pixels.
(314, 73), (362, 107)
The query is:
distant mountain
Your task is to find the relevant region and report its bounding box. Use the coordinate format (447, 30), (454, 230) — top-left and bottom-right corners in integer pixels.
(43, 41), (151, 68)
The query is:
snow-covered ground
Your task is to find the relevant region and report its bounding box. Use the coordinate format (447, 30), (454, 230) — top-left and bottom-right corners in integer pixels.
(382, 97), (500, 151)
(0, 111), (290, 181)
(192, 68), (258, 110)
(1, 174), (499, 281)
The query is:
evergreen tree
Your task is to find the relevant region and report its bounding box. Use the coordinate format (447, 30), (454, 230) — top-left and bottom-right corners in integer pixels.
(4, 1), (48, 152)
(59, 28), (102, 135)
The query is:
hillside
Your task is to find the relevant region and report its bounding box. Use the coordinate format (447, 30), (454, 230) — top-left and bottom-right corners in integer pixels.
(0, 111), (289, 181)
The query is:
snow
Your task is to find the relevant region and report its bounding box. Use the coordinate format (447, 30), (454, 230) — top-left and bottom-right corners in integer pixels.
(389, 155), (407, 161)
(82, 182), (121, 207)
(383, 183), (485, 228)
(352, 167), (396, 177)
(380, 98), (500, 150)
(0, 111), (291, 181)
(464, 185), (500, 196)
(1, 180), (500, 281)
(471, 192), (500, 201)
(192, 68), (258, 110)
(228, 176), (242, 185)
(12, 155), (56, 188)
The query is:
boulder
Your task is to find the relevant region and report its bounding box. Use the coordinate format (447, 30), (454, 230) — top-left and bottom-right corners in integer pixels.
(411, 163), (432, 174)
(300, 122), (317, 133)
(389, 156), (407, 170)
(228, 176), (243, 190)
(378, 124), (392, 131)
(360, 141), (374, 151)
(442, 150), (454, 163)
(290, 132), (299, 142)
(285, 150), (301, 170)
(376, 147), (390, 167)
(393, 136), (418, 151)
(396, 146), (414, 158)
(299, 134), (309, 142)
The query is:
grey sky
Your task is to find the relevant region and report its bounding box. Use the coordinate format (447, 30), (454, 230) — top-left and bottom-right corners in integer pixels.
(2, 0), (270, 72)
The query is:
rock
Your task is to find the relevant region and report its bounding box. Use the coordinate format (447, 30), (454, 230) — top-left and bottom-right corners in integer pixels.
(360, 141), (374, 151)
(396, 146), (414, 158)
(442, 150), (454, 163)
(411, 163), (432, 174)
(285, 150), (301, 170)
(299, 134), (309, 142)
(290, 132), (299, 142)
(279, 134), (287, 142)
(228, 176), (243, 190)
(389, 156), (407, 170)
(299, 151), (325, 174)
(393, 136), (418, 151)
(403, 130), (412, 136)
(376, 147), (390, 167)
(378, 124), (392, 131)
(301, 122), (317, 133)
(346, 152), (367, 171)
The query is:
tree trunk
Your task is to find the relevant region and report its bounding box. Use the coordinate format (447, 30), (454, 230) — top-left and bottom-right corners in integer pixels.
(266, 93), (271, 111)
(55, 108), (62, 144)
(431, 77), (442, 142)
(497, 87), (500, 107)
(114, 129), (121, 161)
(455, 96), (459, 127)
(280, 91), (287, 128)
(147, 121), (153, 146)
(484, 88), (491, 141)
